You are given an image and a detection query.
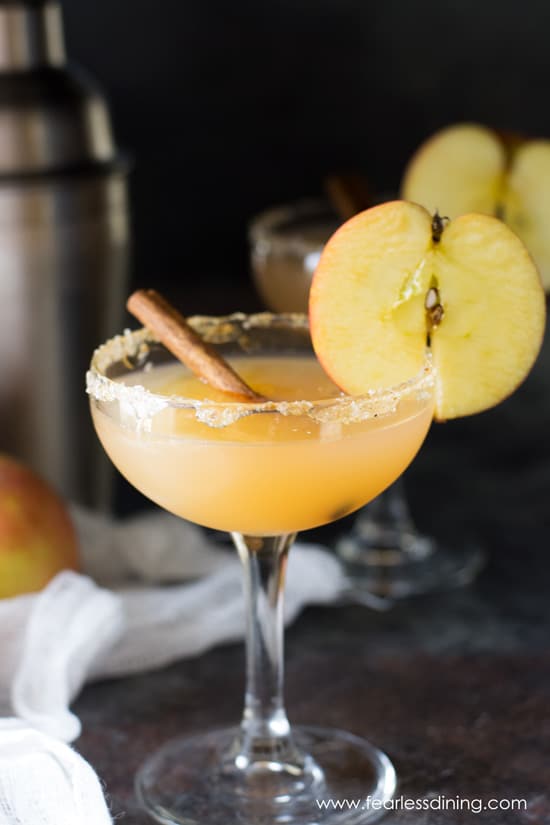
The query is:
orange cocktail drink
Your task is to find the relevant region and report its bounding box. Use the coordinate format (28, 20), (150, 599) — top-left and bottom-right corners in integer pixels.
(92, 347), (434, 536)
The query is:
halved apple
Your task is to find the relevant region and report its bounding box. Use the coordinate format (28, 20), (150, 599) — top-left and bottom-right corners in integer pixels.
(402, 124), (506, 218)
(506, 141), (550, 291)
(309, 200), (546, 420)
(401, 123), (550, 290)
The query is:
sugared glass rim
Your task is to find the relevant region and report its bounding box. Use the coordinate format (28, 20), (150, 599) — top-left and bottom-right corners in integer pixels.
(86, 313), (435, 428)
(248, 198), (338, 256)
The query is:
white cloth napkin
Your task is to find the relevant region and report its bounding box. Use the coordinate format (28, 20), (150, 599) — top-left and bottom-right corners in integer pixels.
(0, 719), (112, 825)
(0, 507), (347, 824)
(1, 507), (346, 742)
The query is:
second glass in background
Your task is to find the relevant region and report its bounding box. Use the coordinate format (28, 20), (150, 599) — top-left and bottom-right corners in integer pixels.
(249, 198), (485, 599)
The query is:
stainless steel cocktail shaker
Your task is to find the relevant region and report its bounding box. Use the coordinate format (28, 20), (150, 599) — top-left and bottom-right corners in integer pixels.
(0, 0), (130, 507)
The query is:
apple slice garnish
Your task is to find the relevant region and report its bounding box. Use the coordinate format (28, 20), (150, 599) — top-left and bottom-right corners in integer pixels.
(309, 200), (546, 420)
(401, 122), (550, 290)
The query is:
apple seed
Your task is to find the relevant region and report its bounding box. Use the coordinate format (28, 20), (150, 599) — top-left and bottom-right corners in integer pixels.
(431, 211), (449, 243)
(425, 286), (445, 327)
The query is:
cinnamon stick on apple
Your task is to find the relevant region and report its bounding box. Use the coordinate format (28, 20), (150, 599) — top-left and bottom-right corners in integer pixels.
(127, 289), (267, 402)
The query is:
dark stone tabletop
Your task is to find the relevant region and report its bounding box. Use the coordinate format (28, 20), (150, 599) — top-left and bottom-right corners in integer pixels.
(74, 332), (550, 824)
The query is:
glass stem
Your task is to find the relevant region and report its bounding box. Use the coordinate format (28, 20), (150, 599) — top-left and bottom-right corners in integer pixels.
(359, 477), (416, 536)
(231, 532), (301, 769)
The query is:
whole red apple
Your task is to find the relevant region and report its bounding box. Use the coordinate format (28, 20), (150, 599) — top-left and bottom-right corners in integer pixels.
(0, 455), (79, 598)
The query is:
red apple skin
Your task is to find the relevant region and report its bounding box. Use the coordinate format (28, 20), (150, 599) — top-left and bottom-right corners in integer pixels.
(0, 455), (79, 598)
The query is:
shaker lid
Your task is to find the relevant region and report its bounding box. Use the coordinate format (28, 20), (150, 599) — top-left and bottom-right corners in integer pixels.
(0, 0), (117, 177)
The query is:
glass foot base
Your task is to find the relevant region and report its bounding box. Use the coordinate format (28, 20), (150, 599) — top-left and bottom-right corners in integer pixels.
(339, 533), (486, 600)
(136, 725), (396, 825)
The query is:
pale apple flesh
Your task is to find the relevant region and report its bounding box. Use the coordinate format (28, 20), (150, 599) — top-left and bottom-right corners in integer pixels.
(402, 122), (550, 291)
(309, 201), (546, 421)
(430, 213), (545, 418)
(506, 141), (550, 290)
(401, 124), (506, 218)
(0, 456), (79, 598)
(309, 200), (431, 391)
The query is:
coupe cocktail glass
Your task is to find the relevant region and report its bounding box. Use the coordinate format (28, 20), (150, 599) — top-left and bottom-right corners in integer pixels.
(87, 314), (435, 825)
(250, 202), (484, 598)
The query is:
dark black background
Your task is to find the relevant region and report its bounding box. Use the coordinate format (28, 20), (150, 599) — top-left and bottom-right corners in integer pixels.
(61, 0), (550, 309)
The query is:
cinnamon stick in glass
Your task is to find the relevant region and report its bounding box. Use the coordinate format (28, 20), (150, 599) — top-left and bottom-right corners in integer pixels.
(127, 289), (266, 402)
